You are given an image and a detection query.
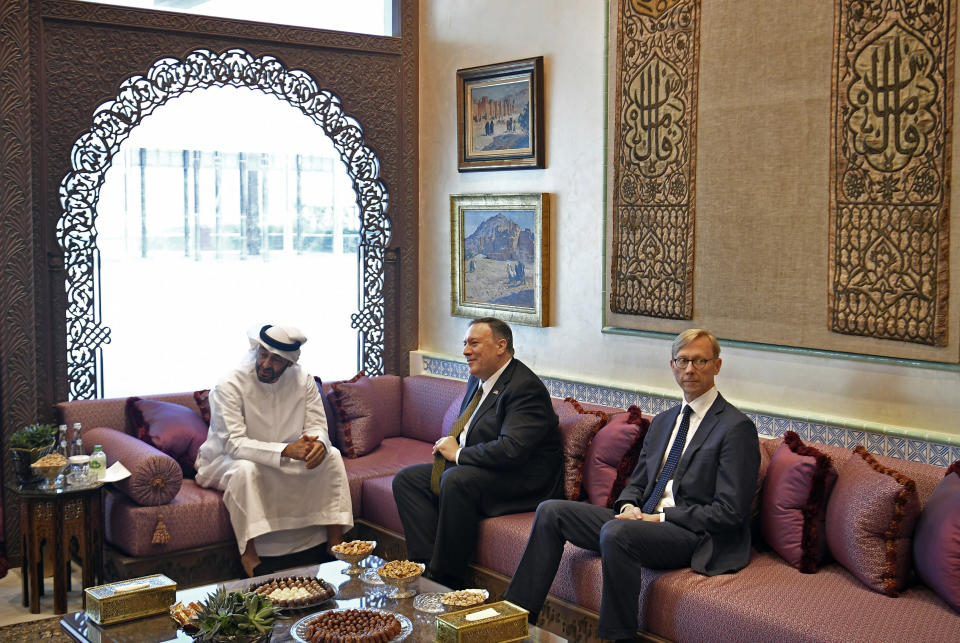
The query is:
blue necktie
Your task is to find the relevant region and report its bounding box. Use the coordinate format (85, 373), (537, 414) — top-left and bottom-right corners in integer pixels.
(642, 405), (693, 514)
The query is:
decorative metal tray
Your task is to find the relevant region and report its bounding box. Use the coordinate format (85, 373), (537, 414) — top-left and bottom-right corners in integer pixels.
(290, 608), (412, 643)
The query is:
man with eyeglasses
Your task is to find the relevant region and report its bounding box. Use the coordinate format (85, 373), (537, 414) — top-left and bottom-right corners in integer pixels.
(504, 329), (760, 642)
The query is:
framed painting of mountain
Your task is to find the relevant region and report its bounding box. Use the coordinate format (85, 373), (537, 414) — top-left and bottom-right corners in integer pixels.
(456, 57), (545, 171)
(450, 193), (550, 326)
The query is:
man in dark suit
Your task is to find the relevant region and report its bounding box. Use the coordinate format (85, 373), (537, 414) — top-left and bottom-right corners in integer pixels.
(392, 317), (562, 588)
(504, 329), (760, 641)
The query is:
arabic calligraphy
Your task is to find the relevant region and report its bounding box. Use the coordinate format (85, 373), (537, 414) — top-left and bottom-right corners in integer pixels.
(630, 0), (680, 19)
(847, 24), (937, 172)
(830, 3), (953, 347)
(622, 55), (685, 178)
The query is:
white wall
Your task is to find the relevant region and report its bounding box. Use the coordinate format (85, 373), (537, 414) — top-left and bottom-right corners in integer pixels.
(418, 0), (960, 441)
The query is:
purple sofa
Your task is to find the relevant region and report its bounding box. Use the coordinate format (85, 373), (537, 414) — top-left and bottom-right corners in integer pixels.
(56, 375), (960, 642)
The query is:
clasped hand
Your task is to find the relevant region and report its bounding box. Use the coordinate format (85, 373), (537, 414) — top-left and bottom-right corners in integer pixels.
(615, 505), (660, 522)
(432, 436), (458, 461)
(282, 435), (326, 469)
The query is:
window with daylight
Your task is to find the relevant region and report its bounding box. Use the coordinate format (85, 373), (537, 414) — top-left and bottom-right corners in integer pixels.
(77, 0), (396, 36)
(95, 86), (364, 396)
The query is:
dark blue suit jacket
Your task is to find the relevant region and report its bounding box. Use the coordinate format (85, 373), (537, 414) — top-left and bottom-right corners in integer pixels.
(615, 393), (760, 575)
(453, 359), (563, 510)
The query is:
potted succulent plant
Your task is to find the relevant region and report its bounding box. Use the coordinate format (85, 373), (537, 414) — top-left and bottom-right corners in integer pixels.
(192, 588), (277, 642)
(9, 423), (58, 485)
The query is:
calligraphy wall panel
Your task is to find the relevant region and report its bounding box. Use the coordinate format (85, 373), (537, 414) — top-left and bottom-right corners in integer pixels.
(605, 0), (960, 362)
(609, 0), (700, 320)
(829, 1), (955, 346)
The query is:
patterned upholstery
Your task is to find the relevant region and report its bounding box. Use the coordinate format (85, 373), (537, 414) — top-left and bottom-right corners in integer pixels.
(330, 374), (404, 457)
(56, 380), (960, 639)
(103, 481), (233, 556)
(475, 512), (603, 612)
(401, 375), (466, 442)
(638, 550), (960, 642)
(85, 426), (182, 506)
(341, 436), (432, 516)
(360, 474), (404, 534)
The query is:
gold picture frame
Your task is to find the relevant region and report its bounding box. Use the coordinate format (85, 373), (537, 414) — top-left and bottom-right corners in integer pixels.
(456, 57), (545, 171)
(451, 193), (549, 327)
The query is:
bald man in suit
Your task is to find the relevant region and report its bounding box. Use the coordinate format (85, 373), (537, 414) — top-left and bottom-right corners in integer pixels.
(504, 329), (761, 641)
(393, 317), (562, 589)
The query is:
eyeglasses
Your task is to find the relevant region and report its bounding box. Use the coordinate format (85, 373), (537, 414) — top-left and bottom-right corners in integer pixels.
(671, 357), (715, 370)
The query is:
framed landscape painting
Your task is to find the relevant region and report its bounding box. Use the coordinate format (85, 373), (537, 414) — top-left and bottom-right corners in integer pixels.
(451, 193), (549, 326)
(456, 57), (545, 171)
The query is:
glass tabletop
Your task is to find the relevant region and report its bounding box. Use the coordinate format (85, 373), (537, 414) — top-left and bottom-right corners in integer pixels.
(59, 557), (565, 642)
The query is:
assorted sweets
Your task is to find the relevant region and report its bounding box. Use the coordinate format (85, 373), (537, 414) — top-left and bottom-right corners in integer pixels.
(249, 576), (335, 609)
(376, 560), (422, 580)
(301, 608), (401, 643)
(330, 540), (375, 557)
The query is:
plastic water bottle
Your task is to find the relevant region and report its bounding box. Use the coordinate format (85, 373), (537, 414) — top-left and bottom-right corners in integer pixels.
(58, 424), (68, 457)
(90, 445), (107, 481)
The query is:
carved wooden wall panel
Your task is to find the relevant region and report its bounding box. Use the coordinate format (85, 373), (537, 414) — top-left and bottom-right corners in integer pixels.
(0, 0), (418, 561)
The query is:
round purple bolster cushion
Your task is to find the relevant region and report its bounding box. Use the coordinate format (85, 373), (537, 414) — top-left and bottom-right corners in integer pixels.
(84, 426), (182, 506)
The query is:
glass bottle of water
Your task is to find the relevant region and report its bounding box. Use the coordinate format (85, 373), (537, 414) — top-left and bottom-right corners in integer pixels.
(90, 445), (107, 481)
(72, 423), (83, 454)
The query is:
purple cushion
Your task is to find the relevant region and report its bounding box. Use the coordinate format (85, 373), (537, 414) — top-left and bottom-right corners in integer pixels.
(313, 376), (339, 441)
(125, 398), (207, 478)
(330, 374), (403, 458)
(825, 446), (921, 596)
(85, 426), (183, 506)
(582, 406), (649, 507)
(761, 431), (837, 572)
(555, 398), (608, 501)
(913, 462), (960, 612)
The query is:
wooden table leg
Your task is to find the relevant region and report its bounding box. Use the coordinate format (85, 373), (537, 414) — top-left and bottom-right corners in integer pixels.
(20, 528), (28, 608)
(53, 498), (67, 614)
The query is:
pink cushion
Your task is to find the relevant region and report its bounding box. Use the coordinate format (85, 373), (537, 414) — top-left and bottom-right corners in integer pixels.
(638, 550), (960, 642)
(126, 398), (208, 478)
(582, 406), (649, 507)
(761, 431), (837, 572)
(555, 398), (608, 501)
(330, 374), (403, 458)
(825, 446), (921, 596)
(85, 426), (182, 506)
(103, 481), (234, 556)
(342, 436), (433, 516)
(401, 376), (467, 443)
(913, 462), (960, 612)
(360, 475), (404, 534)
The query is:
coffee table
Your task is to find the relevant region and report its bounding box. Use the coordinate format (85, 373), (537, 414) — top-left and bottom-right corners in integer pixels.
(59, 557), (566, 641)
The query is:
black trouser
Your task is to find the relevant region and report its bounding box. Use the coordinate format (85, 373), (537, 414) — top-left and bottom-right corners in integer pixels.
(503, 499), (699, 640)
(392, 461), (558, 585)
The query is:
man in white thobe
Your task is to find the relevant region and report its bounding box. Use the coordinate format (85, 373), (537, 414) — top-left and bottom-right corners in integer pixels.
(195, 324), (353, 576)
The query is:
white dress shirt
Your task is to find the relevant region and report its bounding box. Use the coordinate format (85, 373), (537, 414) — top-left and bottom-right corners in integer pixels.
(620, 386), (719, 521)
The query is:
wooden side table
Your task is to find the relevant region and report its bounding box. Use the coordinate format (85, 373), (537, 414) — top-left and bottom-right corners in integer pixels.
(8, 481), (104, 614)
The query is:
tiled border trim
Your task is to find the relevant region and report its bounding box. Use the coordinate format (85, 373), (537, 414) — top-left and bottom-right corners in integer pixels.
(420, 354), (960, 468)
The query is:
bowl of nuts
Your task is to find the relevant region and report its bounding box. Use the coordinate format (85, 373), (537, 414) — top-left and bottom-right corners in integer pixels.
(330, 540), (376, 575)
(413, 588), (489, 614)
(376, 560), (424, 599)
(31, 452), (68, 489)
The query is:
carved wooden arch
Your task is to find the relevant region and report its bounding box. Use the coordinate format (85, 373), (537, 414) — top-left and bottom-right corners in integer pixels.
(57, 48), (391, 399)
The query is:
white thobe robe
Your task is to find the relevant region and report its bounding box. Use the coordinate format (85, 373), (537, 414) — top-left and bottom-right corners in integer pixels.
(195, 361), (353, 555)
